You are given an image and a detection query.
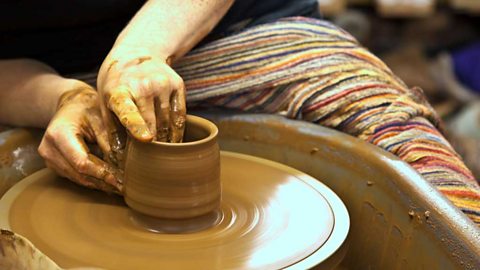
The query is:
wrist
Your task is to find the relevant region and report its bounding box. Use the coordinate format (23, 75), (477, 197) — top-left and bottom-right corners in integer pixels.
(45, 78), (92, 121)
(107, 46), (170, 66)
(56, 83), (97, 111)
(98, 50), (171, 88)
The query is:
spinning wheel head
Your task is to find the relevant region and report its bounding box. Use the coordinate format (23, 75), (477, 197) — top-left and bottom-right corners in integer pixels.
(0, 152), (349, 269)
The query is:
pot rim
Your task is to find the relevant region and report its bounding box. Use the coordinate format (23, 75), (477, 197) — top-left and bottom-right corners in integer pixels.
(147, 115), (218, 147)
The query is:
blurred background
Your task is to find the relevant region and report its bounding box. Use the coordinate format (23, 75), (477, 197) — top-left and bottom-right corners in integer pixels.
(0, 0), (477, 181)
(317, 0), (480, 179)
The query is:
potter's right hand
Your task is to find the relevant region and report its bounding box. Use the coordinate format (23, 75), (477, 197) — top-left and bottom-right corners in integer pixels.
(38, 85), (122, 194)
(97, 56), (187, 166)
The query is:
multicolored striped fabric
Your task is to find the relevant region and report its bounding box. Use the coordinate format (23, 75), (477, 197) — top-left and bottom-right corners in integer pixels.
(173, 17), (480, 224)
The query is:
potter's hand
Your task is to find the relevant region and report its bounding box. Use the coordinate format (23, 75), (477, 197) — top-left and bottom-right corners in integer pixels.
(98, 56), (186, 150)
(38, 86), (122, 194)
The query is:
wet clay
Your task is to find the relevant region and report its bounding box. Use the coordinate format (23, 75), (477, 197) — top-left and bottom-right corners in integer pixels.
(1, 152), (341, 270)
(0, 128), (45, 197)
(0, 229), (62, 270)
(124, 115), (220, 222)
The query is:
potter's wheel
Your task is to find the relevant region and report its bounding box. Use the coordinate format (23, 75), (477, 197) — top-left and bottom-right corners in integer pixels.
(0, 151), (349, 269)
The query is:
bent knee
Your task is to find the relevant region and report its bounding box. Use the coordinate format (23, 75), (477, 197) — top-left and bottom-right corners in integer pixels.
(254, 16), (359, 44)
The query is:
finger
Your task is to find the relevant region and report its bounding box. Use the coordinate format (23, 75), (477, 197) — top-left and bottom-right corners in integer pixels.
(155, 97), (170, 142)
(52, 128), (119, 189)
(88, 154), (123, 193)
(135, 96), (156, 136)
(87, 107), (111, 158)
(45, 160), (95, 189)
(40, 132), (94, 189)
(85, 175), (121, 194)
(169, 87), (187, 143)
(41, 147), (72, 180)
(108, 85), (153, 142)
(100, 95), (126, 166)
(46, 157), (120, 194)
(43, 145), (97, 190)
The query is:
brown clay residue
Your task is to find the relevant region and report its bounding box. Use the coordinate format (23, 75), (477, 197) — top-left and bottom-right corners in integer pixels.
(0, 152), (13, 168)
(1, 229), (14, 237)
(0, 229), (16, 256)
(136, 56), (152, 65)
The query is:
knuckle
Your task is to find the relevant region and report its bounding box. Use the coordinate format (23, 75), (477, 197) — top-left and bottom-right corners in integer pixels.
(138, 86), (156, 100)
(74, 159), (90, 174)
(46, 125), (65, 140)
(173, 75), (185, 89)
(44, 129), (56, 141)
(174, 82), (185, 93)
(168, 70), (184, 89)
(109, 86), (130, 101)
(37, 143), (49, 159)
(153, 75), (170, 90)
(42, 130), (57, 144)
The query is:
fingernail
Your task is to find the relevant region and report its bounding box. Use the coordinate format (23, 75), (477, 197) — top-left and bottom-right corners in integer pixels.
(135, 127), (153, 141)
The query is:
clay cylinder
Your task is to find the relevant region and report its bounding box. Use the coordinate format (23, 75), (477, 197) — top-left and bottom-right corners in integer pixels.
(124, 115), (221, 219)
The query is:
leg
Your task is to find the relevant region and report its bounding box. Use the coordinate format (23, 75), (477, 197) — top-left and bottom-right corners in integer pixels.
(175, 17), (480, 224)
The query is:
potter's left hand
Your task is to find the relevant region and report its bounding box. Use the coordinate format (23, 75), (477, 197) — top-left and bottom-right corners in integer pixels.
(38, 86), (122, 193)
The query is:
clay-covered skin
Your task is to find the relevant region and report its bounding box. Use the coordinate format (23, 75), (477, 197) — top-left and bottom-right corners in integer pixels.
(102, 58), (187, 143)
(99, 58), (187, 172)
(0, 129), (45, 197)
(96, 0), (233, 153)
(0, 229), (62, 270)
(124, 115), (220, 219)
(38, 87), (122, 194)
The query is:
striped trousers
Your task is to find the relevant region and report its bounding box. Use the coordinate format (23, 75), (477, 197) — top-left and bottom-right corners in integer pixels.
(172, 17), (480, 224)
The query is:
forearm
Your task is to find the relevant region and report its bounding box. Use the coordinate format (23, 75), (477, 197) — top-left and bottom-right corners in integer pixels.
(0, 59), (85, 128)
(104, 0), (233, 64)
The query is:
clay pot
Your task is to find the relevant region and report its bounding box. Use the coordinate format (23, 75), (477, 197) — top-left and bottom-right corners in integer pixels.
(124, 115), (221, 220)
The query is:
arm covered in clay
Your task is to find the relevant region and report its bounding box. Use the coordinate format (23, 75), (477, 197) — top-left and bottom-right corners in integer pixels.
(97, 0), (233, 161)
